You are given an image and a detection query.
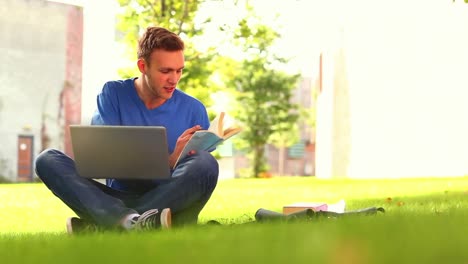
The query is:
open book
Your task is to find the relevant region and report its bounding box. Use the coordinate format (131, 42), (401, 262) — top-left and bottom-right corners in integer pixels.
(174, 112), (242, 167)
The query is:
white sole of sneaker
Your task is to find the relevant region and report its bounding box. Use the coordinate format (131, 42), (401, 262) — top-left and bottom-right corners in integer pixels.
(160, 208), (172, 229)
(66, 217), (74, 235)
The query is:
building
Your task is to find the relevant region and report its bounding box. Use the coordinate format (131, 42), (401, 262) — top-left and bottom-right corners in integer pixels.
(0, 0), (116, 182)
(314, 1), (468, 178)
(0, 0), (83, 182)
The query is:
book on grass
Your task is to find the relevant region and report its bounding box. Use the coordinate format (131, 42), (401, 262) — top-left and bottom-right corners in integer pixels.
(283, 200), (346, 214)
(174, 112), (242, 167)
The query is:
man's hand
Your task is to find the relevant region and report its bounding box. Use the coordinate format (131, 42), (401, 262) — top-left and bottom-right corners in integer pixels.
(169, 125), (202, 169)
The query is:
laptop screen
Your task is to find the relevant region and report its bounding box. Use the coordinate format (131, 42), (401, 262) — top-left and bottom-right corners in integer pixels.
(70, 125), (171, 179)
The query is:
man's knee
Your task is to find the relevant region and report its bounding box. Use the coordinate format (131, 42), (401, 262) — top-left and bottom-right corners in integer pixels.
(34, 149), (64, 177)
(198, 151), (219, 173)
(171, 151), (219, 190)
(192, 151), (219, 188)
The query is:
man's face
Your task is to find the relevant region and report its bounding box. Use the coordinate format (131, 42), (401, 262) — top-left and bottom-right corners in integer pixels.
(141, 49), (185, 101)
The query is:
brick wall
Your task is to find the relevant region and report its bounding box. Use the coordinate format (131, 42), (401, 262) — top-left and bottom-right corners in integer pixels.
(61, 5), (83, 157)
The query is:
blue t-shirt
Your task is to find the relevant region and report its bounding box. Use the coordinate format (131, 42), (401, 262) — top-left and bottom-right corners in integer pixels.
(91, 78), (210, 192)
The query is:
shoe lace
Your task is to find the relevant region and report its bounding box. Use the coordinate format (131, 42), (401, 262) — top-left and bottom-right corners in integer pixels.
(135, 209), (160, 229)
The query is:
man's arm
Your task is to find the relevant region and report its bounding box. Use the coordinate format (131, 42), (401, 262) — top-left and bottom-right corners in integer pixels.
(91, 82), (121, 126)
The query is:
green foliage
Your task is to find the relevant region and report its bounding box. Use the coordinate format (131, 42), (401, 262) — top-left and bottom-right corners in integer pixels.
(116, 0), (217, 106)
(232, 65), (300, 177)
(116, 1), (308, 176)
(116, 0), (203, 50)
(269, 123), (299, 150)
(222, 3), (301, 178)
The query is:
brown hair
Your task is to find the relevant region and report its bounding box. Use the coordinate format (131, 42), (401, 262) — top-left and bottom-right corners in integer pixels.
(137, 27), (185, 62)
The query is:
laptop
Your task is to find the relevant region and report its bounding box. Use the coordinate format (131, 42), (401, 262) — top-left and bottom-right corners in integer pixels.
(70, 125), (171, 179)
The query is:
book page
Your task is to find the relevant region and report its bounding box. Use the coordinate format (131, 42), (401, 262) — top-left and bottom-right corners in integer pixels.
(220, 112), (241, 139)
(207, 112), (225, 137)
(223, 126), (242, 140)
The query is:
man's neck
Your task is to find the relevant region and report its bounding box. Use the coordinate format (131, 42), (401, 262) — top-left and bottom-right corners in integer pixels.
(134, 77), (167, 110)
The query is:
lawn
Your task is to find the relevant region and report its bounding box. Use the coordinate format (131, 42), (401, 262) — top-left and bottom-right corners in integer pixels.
(0, 176), (467, 263)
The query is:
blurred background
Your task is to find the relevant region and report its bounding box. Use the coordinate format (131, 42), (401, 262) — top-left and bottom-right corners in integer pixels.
(0, 0), (467, 181)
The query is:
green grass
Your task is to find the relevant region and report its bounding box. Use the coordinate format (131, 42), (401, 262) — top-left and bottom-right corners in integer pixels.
(0, 177), (467, 263)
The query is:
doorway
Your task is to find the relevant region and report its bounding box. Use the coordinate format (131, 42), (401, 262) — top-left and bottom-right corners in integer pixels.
(18, 135), (34, 182)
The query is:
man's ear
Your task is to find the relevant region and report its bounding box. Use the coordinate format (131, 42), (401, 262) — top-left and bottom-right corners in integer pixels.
(137, 58), (146, 74)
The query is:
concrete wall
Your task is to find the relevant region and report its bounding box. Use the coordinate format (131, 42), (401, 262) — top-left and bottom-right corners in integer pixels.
(0, 0), (71, 180)
(0, 0), (118, 181)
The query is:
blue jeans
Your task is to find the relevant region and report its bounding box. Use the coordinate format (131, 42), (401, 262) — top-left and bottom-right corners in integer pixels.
(34, 149), (219, 228)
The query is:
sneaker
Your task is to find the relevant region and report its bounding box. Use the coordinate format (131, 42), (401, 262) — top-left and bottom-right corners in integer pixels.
(66, 217), (97, 235)
(134, 208), (171, 230)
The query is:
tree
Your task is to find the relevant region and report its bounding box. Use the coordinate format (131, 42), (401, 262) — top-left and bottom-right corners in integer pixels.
(223, 4), (301, 178)
(116, 0), (218, 106)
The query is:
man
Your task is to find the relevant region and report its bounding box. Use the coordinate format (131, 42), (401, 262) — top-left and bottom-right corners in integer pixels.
(35, 26), (219, 234)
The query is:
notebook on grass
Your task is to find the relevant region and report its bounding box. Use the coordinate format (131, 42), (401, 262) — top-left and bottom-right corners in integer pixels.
(70, 125), (171, 179)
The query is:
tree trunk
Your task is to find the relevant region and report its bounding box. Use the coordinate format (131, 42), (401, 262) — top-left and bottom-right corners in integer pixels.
(253, 144), (264, 178)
